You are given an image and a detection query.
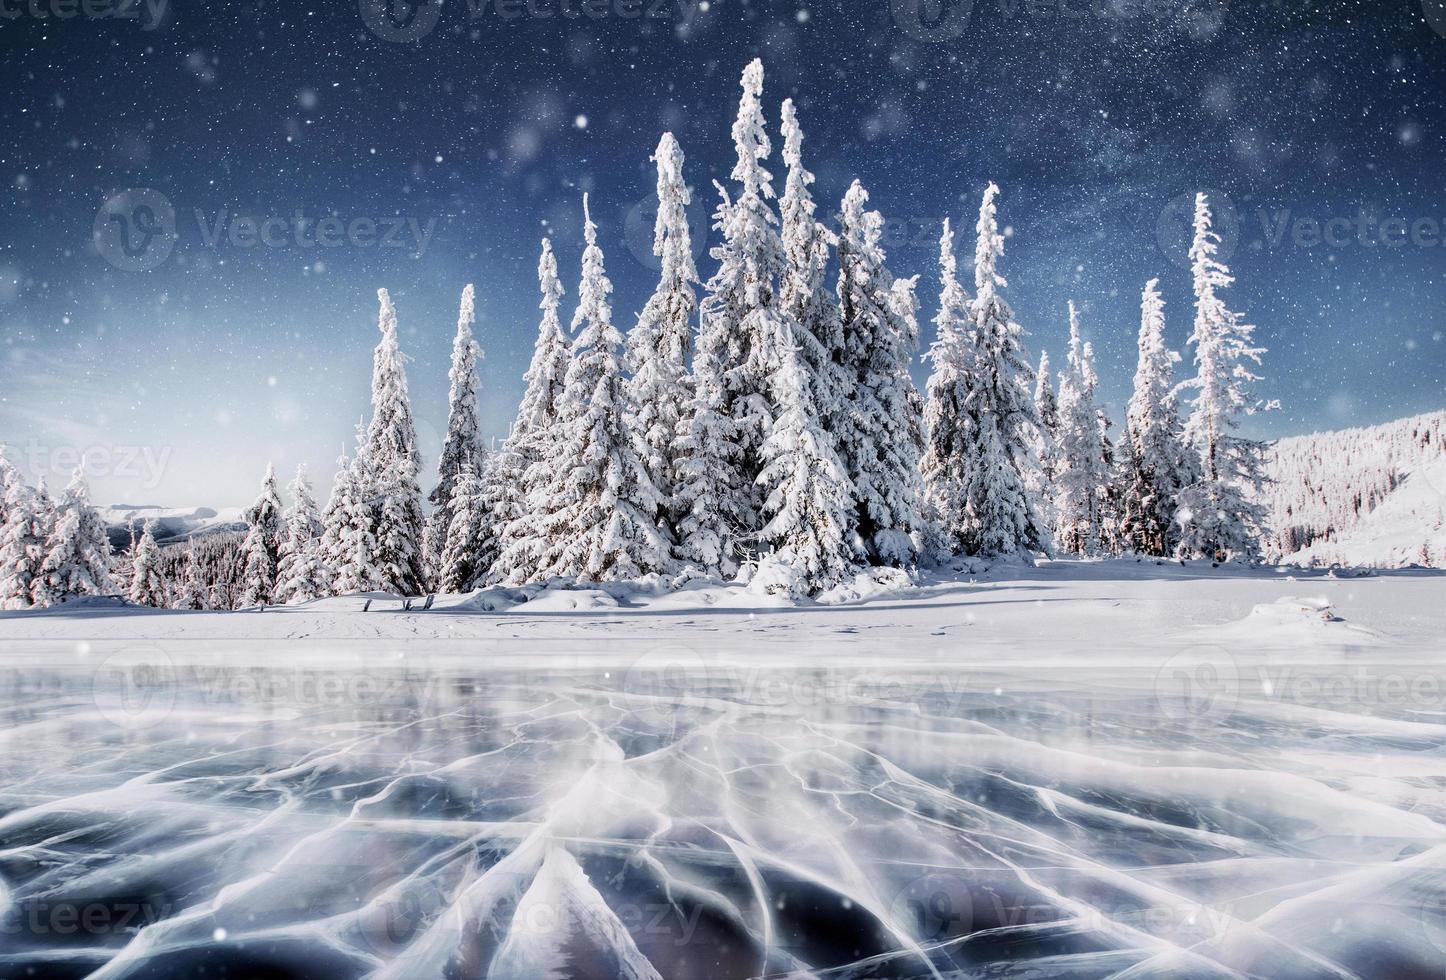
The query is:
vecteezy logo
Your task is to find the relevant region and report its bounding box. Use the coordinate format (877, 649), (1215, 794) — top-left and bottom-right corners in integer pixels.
(354, 876), (454, 956)
(889, 871), (973, 943)
(620, 645), (723, 741)
(1153, 645), (1240, 726)
(1155, 188), (1239, 271)
(92, 189), (177, 272)
(92, 647), (177, 729)
(890, 0), (973, 42)
(358, 0), (444, 42)
(622, 191), (708, 272)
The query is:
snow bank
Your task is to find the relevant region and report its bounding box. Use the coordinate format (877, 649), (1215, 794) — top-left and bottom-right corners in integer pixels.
(1197, 594), (1386, 648)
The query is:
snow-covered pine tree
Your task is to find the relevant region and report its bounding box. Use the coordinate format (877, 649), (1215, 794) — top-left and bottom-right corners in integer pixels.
(174, 542), (211, 610)
(890, 275), (929, 552)
(274, 465), (328, 604)
(1054, 303), (1110, 555)
(437, 463), (488, 593)
(755, 315), (857, 596)
(317, 445), (353, 593)
(1097, 381), (1124, 557)
(0, 474), (45, 609)
(778, 98), (843, 435)
(672, 186), (750, 578)
(470, 456), (503, 587)
(239, 463), (284, 606)
(28, 477), (56, 599)
(115, 523), (137, 599)
(1030, 350), (1061, 533)
(832, 180), (924, 566)
(0, 450), (15, 526)
(0, 454), (20, 602)
(954, 183), (1047, 558)
(240, 537), (271, 607)
(920, 217), (976, 554)
(363, 288), (428, 595)
(625, 133), (697, 541)
(531, 195), (670, 582)
(490, 238), (572, 585)
(32, 469), (113, 605)
(291, 464), (323, 541)
(332, 442), (384, 594)
(425, 283), (484, 583)
(1176, 192), (1270, 562)
(249, 462), (286, 554)
(1119, 279), (1196, 556)
(128, 520), (168, 607)
(694, 58), (787, 544)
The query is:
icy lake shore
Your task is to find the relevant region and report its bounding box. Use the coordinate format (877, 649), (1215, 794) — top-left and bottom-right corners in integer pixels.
(1, 560), (1443, 978)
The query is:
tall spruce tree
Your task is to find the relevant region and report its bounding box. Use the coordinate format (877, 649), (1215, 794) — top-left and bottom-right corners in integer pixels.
(274, 464), (329, 604)
(755, 315), (857, 596)
(920, 217), (976, 554)
(672, 186), (751, 577)
(318, 445), (353, 593)
(833, 181), (925, 565)
(491, 239), (572, 585)
(1176, 192), (1270, 562)
(128, 519), (168, 607)
(426, 283), (484, 583)
(778, 98), (843, 431)
(438, 463), (489, 593)
(0, 474), (44, 609)
(0, 451), (15, 527)
(693, 58), (786, 549)
(1030, 350), (1061, 534)
(532, 196), (671, 581)
(174, 542), (211, 610)
(1097, 384), (1124, 557)
(1054, 304), (1109, 555)
(239, 463), (284, 606)
(625, 132), (698, 541)
(1120, 279), (1195, 556)
(333, 440), (384, 594)
(33, 469), (113, 605)
(30, 478), (56, 595)
(363, 288), (428, 594)
(958, 183), (1046, 557)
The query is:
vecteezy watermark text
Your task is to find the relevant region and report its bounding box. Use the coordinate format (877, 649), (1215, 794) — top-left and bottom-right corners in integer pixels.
(0, 0), (167, 29)
(1257, 209), (1446, 250)
(358, 0), (679, 43)
(1, 899), (172, 936)
(192, 212), (438, 253)
(5, 439), (171, 490)
(890, 0), (1227, 43)
(93, 189), (439, 271)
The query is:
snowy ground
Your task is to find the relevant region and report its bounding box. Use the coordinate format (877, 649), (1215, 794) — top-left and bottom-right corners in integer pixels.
(1, 560), (1445, 978)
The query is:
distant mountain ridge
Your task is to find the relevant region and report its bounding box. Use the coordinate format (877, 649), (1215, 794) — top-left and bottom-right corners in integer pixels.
(100, 504), (247, 551)
(1264, 410), (1446, 567)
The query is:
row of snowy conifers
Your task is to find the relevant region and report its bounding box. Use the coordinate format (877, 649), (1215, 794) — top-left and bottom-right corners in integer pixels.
(0, 59), (1270, 608)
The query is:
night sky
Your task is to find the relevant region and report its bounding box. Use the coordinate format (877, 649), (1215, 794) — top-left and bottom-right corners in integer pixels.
(1, 0), (1443, 506)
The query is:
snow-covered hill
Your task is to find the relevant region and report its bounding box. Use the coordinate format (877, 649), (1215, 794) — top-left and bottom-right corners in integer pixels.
(1264, 411), (1446, 567)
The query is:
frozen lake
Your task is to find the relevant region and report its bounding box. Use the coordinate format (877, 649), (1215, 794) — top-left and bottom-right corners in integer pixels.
(2, 629), (1445, 979)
